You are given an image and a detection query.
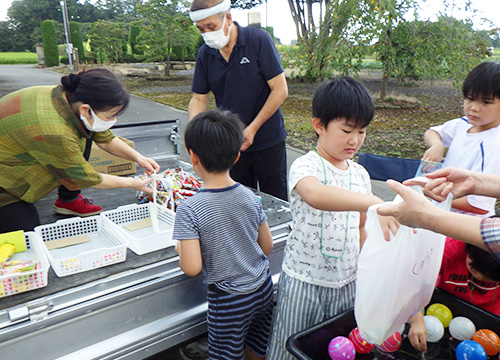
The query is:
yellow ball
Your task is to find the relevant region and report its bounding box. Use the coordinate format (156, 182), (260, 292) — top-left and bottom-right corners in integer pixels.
(426, 303), (453, 328)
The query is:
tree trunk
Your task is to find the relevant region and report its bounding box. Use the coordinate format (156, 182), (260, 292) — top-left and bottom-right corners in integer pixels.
(380, 29), (392, 100)
(380, 63), (389, 101)
(165, 35), (171, 77)
(288, 0), (312, 41)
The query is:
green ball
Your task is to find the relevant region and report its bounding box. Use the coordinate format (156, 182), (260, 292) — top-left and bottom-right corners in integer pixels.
(426, 303), (453, 328)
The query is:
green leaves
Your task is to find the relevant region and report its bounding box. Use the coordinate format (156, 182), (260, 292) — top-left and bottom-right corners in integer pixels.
(88, 20), (127, 63)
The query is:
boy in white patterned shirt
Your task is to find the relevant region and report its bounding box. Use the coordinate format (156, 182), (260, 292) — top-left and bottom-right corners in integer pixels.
(269, 77), (398, 360)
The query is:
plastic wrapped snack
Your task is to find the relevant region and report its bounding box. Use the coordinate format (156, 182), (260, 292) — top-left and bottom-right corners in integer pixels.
(0, 260), (39, 275)
(0, 243), (15, 263)
(136, 168), (202, 211)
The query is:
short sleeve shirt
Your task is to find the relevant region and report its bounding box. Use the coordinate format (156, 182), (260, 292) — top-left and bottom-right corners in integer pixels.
(282, 151), (372, 288)
(192, 23), (287, 151)
(480, 217), (500, 265)
(0, 85), (113, 206)
(173, 183), (269, 295)
(437, 238), (500, 314)
(430, 117), (500, 216)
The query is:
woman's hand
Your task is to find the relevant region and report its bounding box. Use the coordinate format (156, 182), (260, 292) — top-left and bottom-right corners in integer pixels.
(129, 176), (155, 193)
(136, 155), (160, 176)
(377, 180), (436, 229)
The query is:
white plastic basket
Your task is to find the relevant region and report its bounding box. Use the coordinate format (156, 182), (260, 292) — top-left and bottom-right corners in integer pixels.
(34, 216), (127, 277)
(0, 231), (50, 297)
(101, 203), (176, 255)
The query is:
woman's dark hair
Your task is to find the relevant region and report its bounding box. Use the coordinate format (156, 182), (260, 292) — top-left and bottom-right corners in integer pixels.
(312, 77), (374, 129)
(61, 68), (129, 115)
(462, 61), (500, 100)
(184, 109), (244, 173)
(465, 243), (500, 282)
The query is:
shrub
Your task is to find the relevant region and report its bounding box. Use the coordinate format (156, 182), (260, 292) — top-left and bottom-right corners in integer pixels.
(121, 53), (138, 63)
(69, 21), (85, 63)
(41, 20), (59, 67)
(129, 22), (143, 55)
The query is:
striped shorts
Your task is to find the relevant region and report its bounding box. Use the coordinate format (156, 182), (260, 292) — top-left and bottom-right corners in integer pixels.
(207, 274), (274, 360)
(267, 272), (356, 360)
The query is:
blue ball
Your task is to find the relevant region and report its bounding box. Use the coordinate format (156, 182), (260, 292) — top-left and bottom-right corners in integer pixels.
(455, 340), (487, 360)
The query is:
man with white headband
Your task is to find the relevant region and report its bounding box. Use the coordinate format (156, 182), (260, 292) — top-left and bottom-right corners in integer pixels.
(188, 0), (289, 202)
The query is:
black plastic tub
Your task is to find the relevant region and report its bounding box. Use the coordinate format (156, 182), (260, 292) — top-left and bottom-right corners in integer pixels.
(286, 288), (500, 360)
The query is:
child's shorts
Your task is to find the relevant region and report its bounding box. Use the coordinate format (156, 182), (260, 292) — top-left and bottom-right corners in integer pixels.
(206, 274), (274, 359)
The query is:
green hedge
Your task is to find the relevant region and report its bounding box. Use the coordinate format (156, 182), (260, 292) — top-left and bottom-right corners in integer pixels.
(41, 20), (59, 67)
(70, 21), (85, 62)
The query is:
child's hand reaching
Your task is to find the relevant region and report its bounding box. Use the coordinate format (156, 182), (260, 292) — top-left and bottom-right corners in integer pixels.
(408, 313), (427, 352)
(378, 215), (400, 241)
(423, 145), (444, 163)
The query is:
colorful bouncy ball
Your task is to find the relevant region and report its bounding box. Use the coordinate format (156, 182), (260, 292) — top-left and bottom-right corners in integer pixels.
(328, 336), (356, 360)
(426, 303), (453, 328)
(472, 329), (500, 356)
(449, 317), (476, 341)
(378, 332), (402, 353)
(348, 327), (375, 354)
(423, 315), (445, 343)
(455, 340), (487, 360)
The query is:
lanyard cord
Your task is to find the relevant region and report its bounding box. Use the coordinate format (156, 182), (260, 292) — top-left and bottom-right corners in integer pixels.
(314, 148), (351, 259)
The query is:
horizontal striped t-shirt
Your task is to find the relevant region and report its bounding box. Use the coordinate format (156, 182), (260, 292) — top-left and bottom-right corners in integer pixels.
(173, 183), (269, 294)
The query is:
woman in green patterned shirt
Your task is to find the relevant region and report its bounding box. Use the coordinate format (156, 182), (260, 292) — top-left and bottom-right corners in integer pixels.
(0, 68), (159, 232)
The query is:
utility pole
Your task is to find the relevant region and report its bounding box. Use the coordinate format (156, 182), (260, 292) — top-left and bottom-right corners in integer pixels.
(60, 0), (73, 69)
(265, 0), (268, 27)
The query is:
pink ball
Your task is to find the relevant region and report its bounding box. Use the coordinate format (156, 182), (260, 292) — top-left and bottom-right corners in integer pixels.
(328, 336), (356, 360)
(378, 331), (402, 353)
(349, 327), (375, 354)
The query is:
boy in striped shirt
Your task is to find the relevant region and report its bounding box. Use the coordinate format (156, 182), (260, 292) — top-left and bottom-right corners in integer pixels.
(173, 109), (274, 360)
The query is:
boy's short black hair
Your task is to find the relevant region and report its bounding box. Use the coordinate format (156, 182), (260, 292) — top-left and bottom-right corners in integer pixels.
(462, 61), (500, 100)
(184, 109), (244, 173)
(312, 77), (374, 129)
(465, 243), (500, 282)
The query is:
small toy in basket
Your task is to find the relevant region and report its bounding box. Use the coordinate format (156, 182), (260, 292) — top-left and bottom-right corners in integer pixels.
(101, 202), (176, 255)
(0, 231), (49, 297)
(34, 216), (127, 277)
(136, 167), (202, 211)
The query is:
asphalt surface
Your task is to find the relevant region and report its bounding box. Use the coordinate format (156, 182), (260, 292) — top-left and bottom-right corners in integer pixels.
(0, 64), (395, 203)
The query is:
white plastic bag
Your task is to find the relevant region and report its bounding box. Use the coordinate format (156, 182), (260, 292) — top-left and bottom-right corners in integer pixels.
(354, 184), (452, 345)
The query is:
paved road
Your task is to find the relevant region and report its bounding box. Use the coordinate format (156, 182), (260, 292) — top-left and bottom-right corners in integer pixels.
(0, 64), (395, 204)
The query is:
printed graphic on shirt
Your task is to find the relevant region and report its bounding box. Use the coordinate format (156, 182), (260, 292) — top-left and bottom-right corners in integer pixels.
(240, 57), (250, 64)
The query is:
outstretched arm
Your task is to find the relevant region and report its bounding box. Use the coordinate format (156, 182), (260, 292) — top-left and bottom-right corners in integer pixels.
(92, 173), (154, 193)
(295, 176), (398, 241)
(377, 180), (486, 251)
(97, 137), (160, 175)
(295, 176), (383, 212)
(422, 129), (444, 162)
(409, 167), (500, 200)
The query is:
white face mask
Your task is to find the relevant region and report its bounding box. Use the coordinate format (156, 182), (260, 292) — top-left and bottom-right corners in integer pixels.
(80, 107), (117, 132)
(201, 16), (231, 49)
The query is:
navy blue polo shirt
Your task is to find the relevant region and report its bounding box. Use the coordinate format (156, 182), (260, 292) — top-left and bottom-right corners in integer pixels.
(192, 22), (287, 152)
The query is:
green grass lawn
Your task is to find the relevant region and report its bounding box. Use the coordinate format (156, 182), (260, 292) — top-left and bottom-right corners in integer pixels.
(0, 52), (38, 64)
